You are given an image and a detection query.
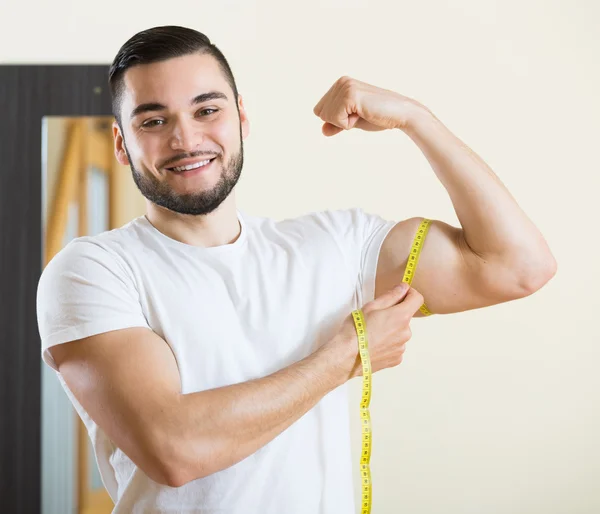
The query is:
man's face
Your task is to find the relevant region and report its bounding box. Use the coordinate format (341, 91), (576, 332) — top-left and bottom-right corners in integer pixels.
(113, 52), (249, 216)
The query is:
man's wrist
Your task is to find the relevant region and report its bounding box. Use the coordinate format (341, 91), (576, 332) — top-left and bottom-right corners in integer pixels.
(398, 100), (437, 133)
(317, 335), (361, 385)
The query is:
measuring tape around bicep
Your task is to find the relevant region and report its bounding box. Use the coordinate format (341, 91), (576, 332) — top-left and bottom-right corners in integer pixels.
(401, 218), (433, 316)
(351, 218), (433, 513)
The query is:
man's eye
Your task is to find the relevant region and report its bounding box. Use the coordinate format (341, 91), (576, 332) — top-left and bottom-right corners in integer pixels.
(198, 108), (218, 117)
(142, 119), (164, 128)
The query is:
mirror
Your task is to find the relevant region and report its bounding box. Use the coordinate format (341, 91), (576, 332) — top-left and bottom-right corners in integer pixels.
(41, 116), (145, 514)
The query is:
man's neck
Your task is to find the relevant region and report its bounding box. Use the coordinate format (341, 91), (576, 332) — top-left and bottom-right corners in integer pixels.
(144, 195), (241, 248)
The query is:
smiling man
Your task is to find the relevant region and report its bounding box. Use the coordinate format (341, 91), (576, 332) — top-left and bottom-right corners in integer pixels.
(36, 25), (556, 514)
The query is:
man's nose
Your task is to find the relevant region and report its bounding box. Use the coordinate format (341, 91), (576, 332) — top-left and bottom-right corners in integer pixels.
(169, 118), (201, 152)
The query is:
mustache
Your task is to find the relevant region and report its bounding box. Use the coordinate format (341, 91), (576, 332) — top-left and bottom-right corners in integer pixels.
(161, 150), (220, 169)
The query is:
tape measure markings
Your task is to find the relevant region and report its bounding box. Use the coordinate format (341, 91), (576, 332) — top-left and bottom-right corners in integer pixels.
(401, 218), (433, 316)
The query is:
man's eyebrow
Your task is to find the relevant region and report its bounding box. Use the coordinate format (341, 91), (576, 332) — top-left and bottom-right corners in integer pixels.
(192, 91), (229, 105)
(130, 102), (166, 120)
(129, 92), (229, 120)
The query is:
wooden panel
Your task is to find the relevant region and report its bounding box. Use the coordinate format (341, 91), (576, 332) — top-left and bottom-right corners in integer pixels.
(0, 65), (113, 514)
(46, 119), (83, 264)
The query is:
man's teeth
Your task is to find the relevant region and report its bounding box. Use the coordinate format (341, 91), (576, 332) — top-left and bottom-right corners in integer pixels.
(172, 159), (212, 172)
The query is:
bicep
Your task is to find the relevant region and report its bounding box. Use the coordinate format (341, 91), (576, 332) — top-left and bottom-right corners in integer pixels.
(375, 217), (518, 316)
(49, 327), (182, 484)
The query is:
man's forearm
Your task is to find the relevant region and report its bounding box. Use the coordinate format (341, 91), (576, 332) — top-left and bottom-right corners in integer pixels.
(402, 104), (556, 286)
(158, 339), (356, 486)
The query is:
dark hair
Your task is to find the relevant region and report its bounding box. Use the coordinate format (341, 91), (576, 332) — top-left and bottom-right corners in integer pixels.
(108, 26), (239, 125)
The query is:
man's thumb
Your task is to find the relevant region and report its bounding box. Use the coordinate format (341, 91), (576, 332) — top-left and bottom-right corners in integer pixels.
(365, 283), (410, 311)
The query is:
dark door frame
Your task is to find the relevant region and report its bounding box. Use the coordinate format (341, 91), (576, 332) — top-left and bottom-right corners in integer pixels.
(0, 65), (112, 513)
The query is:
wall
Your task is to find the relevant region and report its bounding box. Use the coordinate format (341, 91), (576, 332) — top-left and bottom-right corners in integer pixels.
(3, 1), (599, 512)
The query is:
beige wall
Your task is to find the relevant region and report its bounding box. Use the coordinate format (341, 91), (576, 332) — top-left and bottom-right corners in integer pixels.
(6, 1), (599, 512)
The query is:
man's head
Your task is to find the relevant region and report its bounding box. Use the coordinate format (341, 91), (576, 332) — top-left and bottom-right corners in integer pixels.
(109, 26), (249, 216)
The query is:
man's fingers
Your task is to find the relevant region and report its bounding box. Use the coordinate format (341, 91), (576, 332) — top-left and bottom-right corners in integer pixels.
(322, 122), (344, 137)
(391, 287), (425, 316)
(365, 283), (410, 312)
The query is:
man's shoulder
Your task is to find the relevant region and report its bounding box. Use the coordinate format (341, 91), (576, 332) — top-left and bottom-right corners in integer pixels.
(43, 217), (146, 278)
(243, 207), (394, 244)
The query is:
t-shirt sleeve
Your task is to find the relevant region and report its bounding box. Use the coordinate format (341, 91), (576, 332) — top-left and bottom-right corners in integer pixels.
(315, 208), (398, 307)
(36, 239), (151, 371)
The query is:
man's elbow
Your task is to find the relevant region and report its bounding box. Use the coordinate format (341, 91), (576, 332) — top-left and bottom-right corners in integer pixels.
(146, 462), (183, 488)
(142, 447), (192, 488)
(147, 428), (214, 488)
(158, 455), (214, 488)
(133, 438), (185, 487)
(158, 466), (188, 489)
(517, 254), (558, 296)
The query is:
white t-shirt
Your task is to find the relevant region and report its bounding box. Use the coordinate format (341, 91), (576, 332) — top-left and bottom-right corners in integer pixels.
(36, 207), (397, 514)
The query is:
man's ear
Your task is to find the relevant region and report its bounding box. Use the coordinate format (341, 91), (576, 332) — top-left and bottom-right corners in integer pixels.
(113, 121), (130, 166)
(238, 94), (250, 140)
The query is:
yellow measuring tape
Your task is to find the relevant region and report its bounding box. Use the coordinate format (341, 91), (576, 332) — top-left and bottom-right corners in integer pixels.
(402, 218), (433, 316)
(351, 218), (433, 513)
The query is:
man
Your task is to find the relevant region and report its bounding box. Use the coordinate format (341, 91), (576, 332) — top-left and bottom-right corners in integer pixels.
(36, 25), (556, 514)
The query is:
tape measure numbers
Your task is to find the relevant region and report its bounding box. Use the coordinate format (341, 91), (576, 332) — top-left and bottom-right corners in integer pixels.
(350, 217), (433, 513)
(351, 309), (372, 514)
(401, 218), (433, 316)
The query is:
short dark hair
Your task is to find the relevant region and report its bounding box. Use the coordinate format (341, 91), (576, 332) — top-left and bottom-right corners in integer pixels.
(108, 26), (239, 125)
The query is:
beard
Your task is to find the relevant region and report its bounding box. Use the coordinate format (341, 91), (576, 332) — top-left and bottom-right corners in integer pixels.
(125, 136), (244, 217)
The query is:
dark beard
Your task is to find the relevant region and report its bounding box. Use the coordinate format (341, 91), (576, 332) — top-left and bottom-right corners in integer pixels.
(125, 138), (244, 216)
